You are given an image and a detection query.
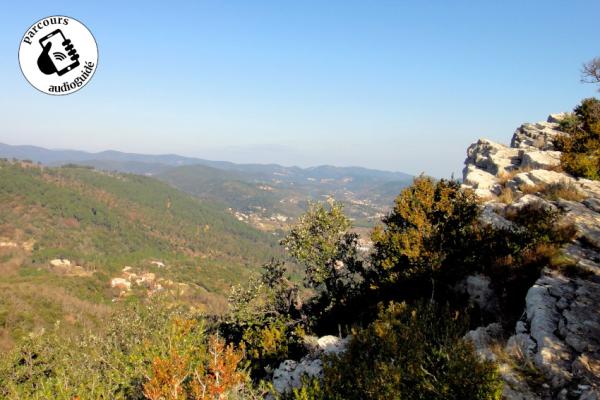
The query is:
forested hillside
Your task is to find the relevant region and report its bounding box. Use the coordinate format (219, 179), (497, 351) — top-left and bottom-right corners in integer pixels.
(0, 143), (413, 229)
(0, 160), (280, 350)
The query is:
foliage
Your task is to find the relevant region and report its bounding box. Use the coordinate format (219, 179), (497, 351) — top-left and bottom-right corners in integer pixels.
(221, 260), (303, 376)
(0, 161), (281, 347)
(226, 260), (300, 330)
(370, 176), (481, 295)
(144, 333), (246, 400)
(0, 299), (252, 400)
(281, 200), (364, 314)
(223, 260), (304, 377)
(478, 202), (576, 323)
(555, 98), (600, 180)
(288, 302), (503, 400)
(0, 300), (189, 399)
(366, 176), (574, 326)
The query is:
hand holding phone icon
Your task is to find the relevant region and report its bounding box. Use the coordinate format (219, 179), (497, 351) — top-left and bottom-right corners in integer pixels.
(37, 29), (80, 76)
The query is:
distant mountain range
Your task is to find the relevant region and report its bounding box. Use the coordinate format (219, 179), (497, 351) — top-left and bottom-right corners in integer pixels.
(0, 142), (413, 228)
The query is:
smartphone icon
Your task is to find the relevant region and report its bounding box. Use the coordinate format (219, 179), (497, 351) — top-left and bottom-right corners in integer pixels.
(39, 29), (80, 76)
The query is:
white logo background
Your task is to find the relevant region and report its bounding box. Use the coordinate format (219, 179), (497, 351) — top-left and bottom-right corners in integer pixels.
(19, 16), (98, 95)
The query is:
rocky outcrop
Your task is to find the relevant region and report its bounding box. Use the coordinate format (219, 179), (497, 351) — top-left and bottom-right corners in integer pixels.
(48, 258), (93, 277)
(272, 335), (350, 394)
(521, 150), (562, 170)
(463, 113), (600, 399)
(510, 120), (564, 151)
(464, 139), (522, 176)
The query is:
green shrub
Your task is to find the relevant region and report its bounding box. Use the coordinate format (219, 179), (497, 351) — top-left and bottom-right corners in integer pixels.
(223, 260), (305, 377)
(289, 302), (503, 400)
(0, 300), (209, 399)
(370, 176), (481, 297)
(555, 98), (600, 180)
(281, 200), (364, 309)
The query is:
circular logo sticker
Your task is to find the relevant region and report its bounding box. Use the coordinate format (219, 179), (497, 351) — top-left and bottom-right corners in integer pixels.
(19, 16), (98, 95)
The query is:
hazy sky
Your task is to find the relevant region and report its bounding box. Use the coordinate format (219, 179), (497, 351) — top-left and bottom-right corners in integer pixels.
(1, 1), (598, 177)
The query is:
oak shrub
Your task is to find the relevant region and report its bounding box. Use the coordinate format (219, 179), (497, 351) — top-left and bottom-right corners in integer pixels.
(286, 302), (503, 400)
(555, 97), (600, 180)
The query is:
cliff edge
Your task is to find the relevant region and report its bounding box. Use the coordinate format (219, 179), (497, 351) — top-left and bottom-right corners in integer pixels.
(463, 115), (600, 399)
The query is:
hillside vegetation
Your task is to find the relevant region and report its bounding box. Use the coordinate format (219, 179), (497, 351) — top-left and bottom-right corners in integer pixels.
(0, 160), (280, 350)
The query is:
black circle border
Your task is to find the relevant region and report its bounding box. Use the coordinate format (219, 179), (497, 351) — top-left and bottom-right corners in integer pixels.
(18, 15), (99, 96)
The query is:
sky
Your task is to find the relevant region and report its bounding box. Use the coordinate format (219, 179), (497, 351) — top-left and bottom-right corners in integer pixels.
(1, 1), (599, 178)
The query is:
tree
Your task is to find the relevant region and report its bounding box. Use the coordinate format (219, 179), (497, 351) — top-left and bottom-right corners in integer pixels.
(582, 57), (600, 91)
(555, 97), (600, 180)
(370, 176), (481, 299)
(281, 199), (363, 305)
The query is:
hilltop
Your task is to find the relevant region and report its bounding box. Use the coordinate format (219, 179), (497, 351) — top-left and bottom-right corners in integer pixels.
(0, 143), (413, 229)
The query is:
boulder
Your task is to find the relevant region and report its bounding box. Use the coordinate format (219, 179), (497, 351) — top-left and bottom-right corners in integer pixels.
(463, 165), (500, 190)
(272, 335), (350, 394)
(506, 333), (537, 360)
(511, 121), (563, 151)
(506, 194), (555, 214)
(520, 150), (561, 170)
(272, 358), (323, 394)
(479, 204), (514, 230)
(576, 178), (600, 199)
(524, 275), (574, 387)
(464, 139), (521, 176)
(508, 170), (574, 191)
(556, 199), (600, 248)
(465, 274), (499, 313)
(464, 323), (503, 361)
(110, 277), (131, 291)
(547, 113), (567, 123)
(317, 335), (349, 355)
(50, 259), (71, 268)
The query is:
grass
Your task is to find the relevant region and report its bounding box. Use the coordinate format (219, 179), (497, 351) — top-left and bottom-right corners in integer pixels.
(538, 181), (586, 202)
(497, 187), (517, 204)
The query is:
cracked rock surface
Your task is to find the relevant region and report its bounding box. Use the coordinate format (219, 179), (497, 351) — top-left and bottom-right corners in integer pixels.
(463, 113), (600, 399)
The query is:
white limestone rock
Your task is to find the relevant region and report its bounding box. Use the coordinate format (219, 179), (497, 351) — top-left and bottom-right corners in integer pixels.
(464, 139), (521, 176)
(463, 165), (501, 190)
(480, 205), (514, 230)
(520, 150), (561, 170)
(547, 113), (567, 124)
(556, 199), (600, 248)
(511, 121), (563, 151)
(464, 323), (503, 361)
(50, 259), (71, 268)
(466, 274), (499, 313)
(110, 277), (131, 291)
(525, 275), (574, 387)
(272, 335), (350, 394)
(317, 335), (350, 355)
(272, 358), (323, 394)
(506, 194), (556, 214)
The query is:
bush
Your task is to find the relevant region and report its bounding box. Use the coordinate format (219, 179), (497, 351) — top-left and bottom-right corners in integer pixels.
(289, 302), (503, 400)
(222, 260), (305, 377)
(370, 176), (481, 297)
(0, 300), (251, 400)
(281, 200), (364, 308)
(367, 176), (574, 326)
(480, 202), (576, 324)
(555, 98), (600, 180)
